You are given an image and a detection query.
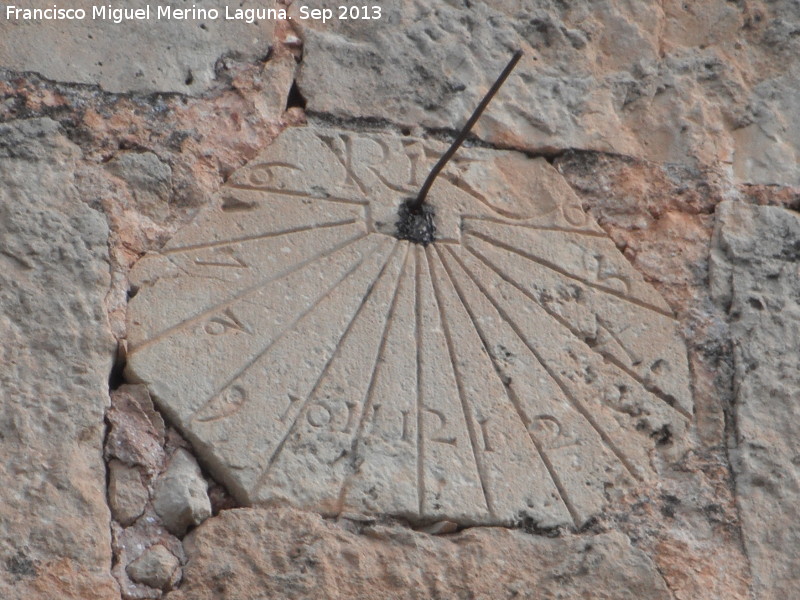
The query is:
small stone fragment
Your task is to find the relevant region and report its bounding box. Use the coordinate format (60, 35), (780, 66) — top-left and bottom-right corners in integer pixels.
(106, 151), (173, 221)
(108, 460), (148, 526)
(153, 449), (212, 536)
(419, 520), (459, 535)
(106, 384), (166, 474)
(126, 544), (181, 591)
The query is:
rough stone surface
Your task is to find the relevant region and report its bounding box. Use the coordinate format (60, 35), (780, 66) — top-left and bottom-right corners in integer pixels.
(167, 507), (672, 600)
(106, 384), (167, 475)
(710, 200), (800, 599)
(0, 0), (275, 94)
(111, 512), (185, 600)
(0, 118), (117, 598)
(106, 152), (173, 222)
(109, 460), (149, 526)
(126, 125), (691, 528)
(153, 449), (212, 536)
(126, 544), (181, 592)
(2, 3), (800, 599)
(296, 0), (800, 185)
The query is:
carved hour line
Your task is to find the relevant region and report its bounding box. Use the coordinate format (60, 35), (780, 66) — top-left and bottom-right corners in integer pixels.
(190, 242), (378, 425)
(425, 248), (495, 516)
(414, 246), (426, 517)
(130, 232), (368, 353)
(194, 254), (248, 269)
(253, 240), (402, 491)
(465, 230), (676, 319)
(592, 342), (692, 420)
(223, 186), (370, 207)
(336, 243), (411, 511)
(449, 246), (643, 482)
(466, 243), (691, 420)
(434, 245), (580, 526)
(162, 219), (359, 255)
(165, 255), (231, 285)
(462, 215), (606, 238)
(595, 319), (641, 365)
(442, 172), (534, 221)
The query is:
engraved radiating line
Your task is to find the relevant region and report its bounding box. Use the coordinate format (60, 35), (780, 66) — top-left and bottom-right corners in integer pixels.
(435, 245), (581, 527)
(130, 231), (368, 353)
(414, 246), (426, 517)
(452, 245), (643, 482)
(465, 229), (676, 319)
(224, 186), (369, 206)
(161, 219), (359, 254)
(425, 247), (495, 517)
(441, 172), (542, 222)
(467, 243), (691, 420)
(336, 243), (411, 512)
(190, 238), (385, 424)
(252, 240), (402, 491)
(462, 215), (606, 238)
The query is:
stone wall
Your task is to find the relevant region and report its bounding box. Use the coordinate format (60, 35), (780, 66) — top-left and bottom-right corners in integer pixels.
(0, 2), (798, 598)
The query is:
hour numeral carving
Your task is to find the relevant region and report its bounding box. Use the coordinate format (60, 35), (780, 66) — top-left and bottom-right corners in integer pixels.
(306, 404), (333, 428)
(342, 401), (358, 434)
(562, 203), (587, 226)
(245, 162), (300, 187)
(305, 400), (359, 433)
(321, 133), (419, 195)
(400, 409), (412, 442)
(400, 139), (425, 188)
(572, 245), (630, 294)
(280, 394), (301, 423)
(478, 416), (495, 452)
(602, 384), (641, 416)
(204, 308), (250, 335)
(194, 385), (247, 422)
(319, 134), (368, 193)
(425, 408), (457, 445)
(595, 318), (642, 367)
(529, 415), (576, 450)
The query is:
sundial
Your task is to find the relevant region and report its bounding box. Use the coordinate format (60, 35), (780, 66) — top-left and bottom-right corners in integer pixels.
(126, 56), (691, 528)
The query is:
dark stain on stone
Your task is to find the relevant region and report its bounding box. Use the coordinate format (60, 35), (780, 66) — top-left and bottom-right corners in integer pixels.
(6, 550), (37, 579)
(395, 198), (436, 246)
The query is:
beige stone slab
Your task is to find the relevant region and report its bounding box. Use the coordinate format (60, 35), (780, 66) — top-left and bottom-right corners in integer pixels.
(0, 118), (118, 598)
(0, 0), (274, 94)
(711, 201), (800, 598)
(166, 507), (673, 600)
(127, 125), (693, 527)
(340, 248), (421, 520)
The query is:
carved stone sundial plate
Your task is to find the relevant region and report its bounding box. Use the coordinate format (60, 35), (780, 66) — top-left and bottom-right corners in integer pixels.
(126, 126), (691, 528)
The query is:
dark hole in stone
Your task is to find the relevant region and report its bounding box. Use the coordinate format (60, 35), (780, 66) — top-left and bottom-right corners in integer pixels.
(286, 80), (307, 110)
(651, 424), (673, 447)
(660, 493), (680, 518)
(395, 198), (436, 246)
(748, 297), (764, 310)
(516, 513), (562, 536)
(109, 345), (127, 391)
(185, 70), (194, 86)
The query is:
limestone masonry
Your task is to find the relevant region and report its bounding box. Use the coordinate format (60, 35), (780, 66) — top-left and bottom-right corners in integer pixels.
(1, 0), (798, 598)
